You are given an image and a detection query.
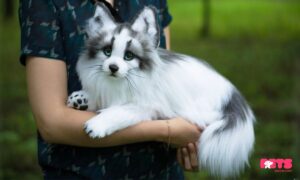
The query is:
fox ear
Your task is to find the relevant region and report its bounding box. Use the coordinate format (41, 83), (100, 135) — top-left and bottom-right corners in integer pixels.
(86, 3), (117, 38)
(131, 7), (160, 48)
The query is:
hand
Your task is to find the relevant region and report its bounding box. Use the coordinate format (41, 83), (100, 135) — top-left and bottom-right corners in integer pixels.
(167, 117), (202, 147)
(177, 143), (199, 171)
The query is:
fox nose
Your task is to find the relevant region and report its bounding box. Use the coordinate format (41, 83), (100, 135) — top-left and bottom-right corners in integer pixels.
(109, 64), (119, 73)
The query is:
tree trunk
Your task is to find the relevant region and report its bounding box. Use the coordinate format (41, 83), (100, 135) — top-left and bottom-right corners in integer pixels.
(201, 0), (211, 37)
(3, 0), (14, 20)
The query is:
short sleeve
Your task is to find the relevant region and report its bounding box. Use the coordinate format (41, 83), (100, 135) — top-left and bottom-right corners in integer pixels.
(19, 0), (66, 65)
(159, 0), (172, 28)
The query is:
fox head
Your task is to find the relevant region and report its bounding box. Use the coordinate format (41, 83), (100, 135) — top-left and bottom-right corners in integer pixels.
(78, 3), (160, 80)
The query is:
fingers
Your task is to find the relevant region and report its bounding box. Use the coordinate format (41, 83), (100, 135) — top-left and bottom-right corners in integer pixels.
(187, 143), (199, 170)
(182, 147), (192, 170)
(177, 143), (199, 171)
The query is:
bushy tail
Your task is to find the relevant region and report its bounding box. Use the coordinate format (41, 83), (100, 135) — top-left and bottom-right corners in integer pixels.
(198, 112), (255, 178)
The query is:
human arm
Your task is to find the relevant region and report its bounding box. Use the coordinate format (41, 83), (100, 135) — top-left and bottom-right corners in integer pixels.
(26, 56), (200, 147)
(164, 26), (171, 50)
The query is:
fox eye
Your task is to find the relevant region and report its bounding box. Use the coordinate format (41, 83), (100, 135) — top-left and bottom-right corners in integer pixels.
(124, 51), (135, 61)
(103, 46), (112, 57)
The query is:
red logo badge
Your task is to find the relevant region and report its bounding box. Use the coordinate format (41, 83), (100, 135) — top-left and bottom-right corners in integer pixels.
(260, 158), (292, 172)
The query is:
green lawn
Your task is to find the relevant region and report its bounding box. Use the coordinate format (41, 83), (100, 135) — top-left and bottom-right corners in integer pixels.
(169, 0), (300, 179)
(0, 0), (299, 179)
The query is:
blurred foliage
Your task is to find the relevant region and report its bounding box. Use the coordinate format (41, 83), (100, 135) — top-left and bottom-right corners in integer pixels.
(0, 0), (299, 179)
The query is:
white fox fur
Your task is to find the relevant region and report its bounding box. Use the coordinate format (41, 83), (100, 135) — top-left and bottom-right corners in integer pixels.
(70, 3), (255, 178)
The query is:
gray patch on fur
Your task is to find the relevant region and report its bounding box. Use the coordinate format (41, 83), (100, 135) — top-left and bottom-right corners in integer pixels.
(143, 18), (150, 33)
(129, 28), (138, 37)
(94, 15), (103, 26)
(137, 51), (153, 71)
(138, 57), (153, 71)
(137, 39), (155, 71)
(115, 24), (130, 34)
(86, 32), (106, 59)
(215, 89), (250, 134)
(126, 40), (132, 50)
(140, 38), (154, 55)
(158, 48), (185, 63)
(111, 36), (115, 46)
(116, 25), (124, 34)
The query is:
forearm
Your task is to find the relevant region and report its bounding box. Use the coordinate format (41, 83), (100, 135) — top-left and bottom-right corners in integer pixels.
(26, 57), (199, 148)
(38, 106), (167, 147)
(26, 57), (167, 147)
(164, 26), (171, 50)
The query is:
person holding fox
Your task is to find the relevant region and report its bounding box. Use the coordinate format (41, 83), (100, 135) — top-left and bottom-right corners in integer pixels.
(20, 0), (201, 179)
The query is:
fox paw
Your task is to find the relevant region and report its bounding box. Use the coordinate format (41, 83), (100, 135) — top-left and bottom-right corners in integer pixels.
(84, 117), (116, 138)
(67, 91), (89, 110)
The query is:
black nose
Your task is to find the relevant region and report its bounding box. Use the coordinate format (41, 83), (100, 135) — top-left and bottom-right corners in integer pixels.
(109, 64), (119, 73)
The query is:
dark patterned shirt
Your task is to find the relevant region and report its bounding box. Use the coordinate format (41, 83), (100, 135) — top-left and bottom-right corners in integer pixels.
(19, 0), (183, 179)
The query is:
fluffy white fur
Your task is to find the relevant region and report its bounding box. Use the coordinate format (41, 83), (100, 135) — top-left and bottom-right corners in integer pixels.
(71, 4), (255, 178)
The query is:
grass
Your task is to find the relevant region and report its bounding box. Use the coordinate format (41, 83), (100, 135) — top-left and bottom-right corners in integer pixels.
(169, 0), (300, 179)
(0, 0), (299, 179)
(0, 1), (41, 179)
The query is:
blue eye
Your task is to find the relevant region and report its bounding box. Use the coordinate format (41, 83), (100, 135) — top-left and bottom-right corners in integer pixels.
(124, 51), (135, 61)
(103, 46), (112, 57)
